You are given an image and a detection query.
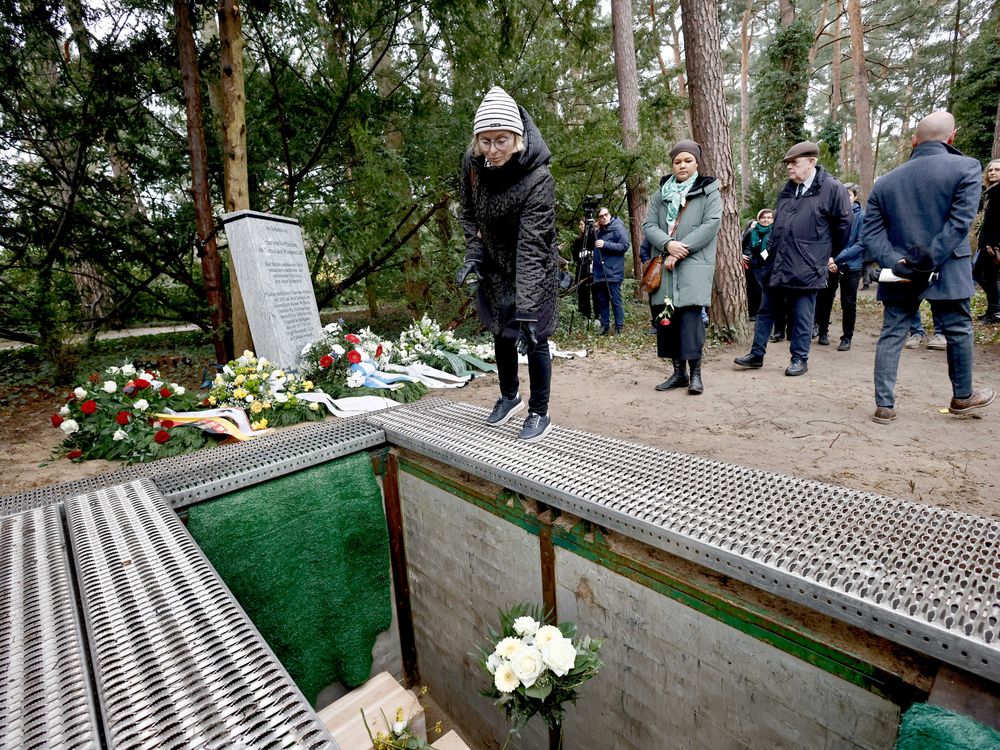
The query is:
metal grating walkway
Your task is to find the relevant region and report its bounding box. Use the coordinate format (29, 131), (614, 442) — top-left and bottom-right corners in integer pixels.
(0, 416), (385, 518)
(365, 398), (1000, 683)
(0, 506), (101, 750)
(65, 479), (339, 750)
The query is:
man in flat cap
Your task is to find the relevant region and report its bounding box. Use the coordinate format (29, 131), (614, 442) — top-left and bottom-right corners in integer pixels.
(735, 140), (852, 375)
(862, 110), (993, 424)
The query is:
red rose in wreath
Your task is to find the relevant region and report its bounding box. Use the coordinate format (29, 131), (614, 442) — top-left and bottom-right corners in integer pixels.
(159, 386), (171, 398)
(344, 333), (361, 344)
(67, 449), (83, 460)
(375, 344), (383, 358)
(347, 350), (362, 364)
(319, 354), (334, 368)
(134, 378), (151, 390)
(154, 430), (171, 444)
(51, 414), (64, 427)
(80, 399), (98, 415)
(116, 411), (130, 425)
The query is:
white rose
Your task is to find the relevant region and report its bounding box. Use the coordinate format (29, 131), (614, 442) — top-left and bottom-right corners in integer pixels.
(59, 405), (70, 416)
(102, 380), (117, 394)
(346, 370), (365, 388)
(533, 625), (562, 647)
(392, 721), (406, 736)
(274, 392), (289, 403)
(540, 637), (577, 677)
(60, 419), (79, 435)
(106, 365), (120, 374)
(510, 645), (545, 688)
(173, 384), (186, 395)
(486, 653), (502, 674)
(331, 344), (345, 356)
(494, 662), (519, 693)
(113, 429), (127, 441)
(513, 616), (540, 637)
(134, 399), (149, 411)
(493, 636), (522, 659)
(121, 364), (136, 376)
(245, 394), (254, 402)
(73, 387), (87, 399)
(308, 401), (321, 411)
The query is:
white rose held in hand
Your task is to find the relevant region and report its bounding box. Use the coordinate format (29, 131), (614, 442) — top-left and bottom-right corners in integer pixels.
(494, 662), (519, 693)
(510, 645), (544, 688)
(541, 637), (577, 677)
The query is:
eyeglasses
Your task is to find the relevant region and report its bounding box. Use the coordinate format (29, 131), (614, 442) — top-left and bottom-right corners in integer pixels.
(478, 135), (512, 152)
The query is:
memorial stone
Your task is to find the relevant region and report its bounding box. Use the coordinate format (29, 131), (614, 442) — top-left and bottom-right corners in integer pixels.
(222, 210), (322, 369)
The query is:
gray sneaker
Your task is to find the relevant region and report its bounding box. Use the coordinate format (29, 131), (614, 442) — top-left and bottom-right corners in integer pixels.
(486, 394), (524, 425)
(904, 333), (923, 349)
(518, 412), (552, 442)
(927, 333), (947, 350)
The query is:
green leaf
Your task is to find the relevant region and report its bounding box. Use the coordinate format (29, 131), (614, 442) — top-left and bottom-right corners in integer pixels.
(523, 681), (552, 700)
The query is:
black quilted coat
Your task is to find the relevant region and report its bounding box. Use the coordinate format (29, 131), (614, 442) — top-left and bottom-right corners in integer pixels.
(460, 107), (558, 339)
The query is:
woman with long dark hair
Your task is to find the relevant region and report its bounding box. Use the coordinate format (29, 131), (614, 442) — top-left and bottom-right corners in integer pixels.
(973, 159), (1000, 323)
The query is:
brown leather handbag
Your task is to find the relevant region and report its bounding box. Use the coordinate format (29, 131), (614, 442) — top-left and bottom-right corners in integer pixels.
(639, 203), (688, 294)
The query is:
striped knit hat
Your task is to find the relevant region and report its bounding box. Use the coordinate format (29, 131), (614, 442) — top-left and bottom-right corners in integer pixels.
(473, 86), (523, 136)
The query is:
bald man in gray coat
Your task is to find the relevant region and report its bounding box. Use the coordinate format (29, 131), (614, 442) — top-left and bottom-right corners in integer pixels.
(862, 111), (994, 424)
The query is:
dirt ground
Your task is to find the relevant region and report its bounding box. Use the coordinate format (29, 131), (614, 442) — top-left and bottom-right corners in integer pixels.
(3, 290), (999, 517)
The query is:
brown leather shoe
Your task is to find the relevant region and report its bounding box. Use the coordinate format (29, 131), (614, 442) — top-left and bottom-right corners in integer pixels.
(948, 388), (996, 415)
(872, 406), (896, 424)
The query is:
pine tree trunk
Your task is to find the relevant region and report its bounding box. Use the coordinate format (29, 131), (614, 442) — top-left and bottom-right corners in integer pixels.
(649, 0), (677, 140)
(611, 0), (647, 287)
(217, 0), (253, 354)
(847, 0), (874, 198)
(740, 0), (753, 209)
(779, 0), (795, 26)
(176, 0), (233, 364)
(680, 0), (748, 340)
(831, 5), (843, 171)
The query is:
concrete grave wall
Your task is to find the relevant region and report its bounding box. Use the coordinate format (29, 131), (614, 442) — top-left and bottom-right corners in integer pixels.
(395, 457), (908, 750)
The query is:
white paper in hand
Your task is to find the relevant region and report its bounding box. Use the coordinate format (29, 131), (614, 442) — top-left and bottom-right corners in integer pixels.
(878, 267), (906, 283)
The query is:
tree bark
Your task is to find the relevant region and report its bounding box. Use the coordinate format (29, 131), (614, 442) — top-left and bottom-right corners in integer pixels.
(779, 0), (795, 26)
(739, 0), (753, 208)
(649, 0), (677, 140)
(679, 0), (747, 340)
(611, 0), (647, 287)
(217, 0), (252, 354)
(667, 13), (692, 135)
(947, 0), (963, 111)
(831, 3), (843, 170)
(846, 0), (874, 198)
(176, 0), (233, 363)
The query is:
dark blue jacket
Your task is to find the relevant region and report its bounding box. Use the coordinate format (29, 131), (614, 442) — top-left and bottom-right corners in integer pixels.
(862, 141), (981, 302)
(833, 202), (864, 271)
(767, 166), (852, 290)
(592, 216), (630, 282)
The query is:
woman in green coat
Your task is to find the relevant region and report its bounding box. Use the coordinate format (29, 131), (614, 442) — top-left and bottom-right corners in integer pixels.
(642, 139), (723, 394)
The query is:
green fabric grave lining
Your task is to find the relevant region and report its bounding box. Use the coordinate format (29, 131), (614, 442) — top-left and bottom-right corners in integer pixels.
(186, 452), (392, 703)
(895, 703), (1000, 750)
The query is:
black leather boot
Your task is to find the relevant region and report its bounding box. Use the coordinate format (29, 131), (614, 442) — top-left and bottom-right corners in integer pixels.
(688, 358), (703, 394)
(655, 359), (689, 391)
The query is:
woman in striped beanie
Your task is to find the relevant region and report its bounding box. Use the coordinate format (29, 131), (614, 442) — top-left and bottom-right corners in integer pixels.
(455, 86), (558, 443)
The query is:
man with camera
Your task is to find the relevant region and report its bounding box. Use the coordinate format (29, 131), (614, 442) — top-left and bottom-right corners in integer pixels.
(592, 206), (631, 335)
(863, 110), (994, 423)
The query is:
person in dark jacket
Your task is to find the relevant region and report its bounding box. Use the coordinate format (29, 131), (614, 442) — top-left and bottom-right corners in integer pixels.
(973, 159), (1000, 322)
(814, 182), (865, 350)
(643, 139), (722, 394)
(592, 207), (630, 334)
(735, 141), (852, 376)
(741, 208), (774, 319)
(863, 111), (994, 424)
(456, 86), (558, 442)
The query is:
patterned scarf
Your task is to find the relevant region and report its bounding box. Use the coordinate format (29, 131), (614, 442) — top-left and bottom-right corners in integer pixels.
(750, 223), (771, 251)
(660, 172), (699, 227)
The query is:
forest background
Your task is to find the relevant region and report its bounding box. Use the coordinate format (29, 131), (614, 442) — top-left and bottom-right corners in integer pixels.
(2, 0), (1000, 379)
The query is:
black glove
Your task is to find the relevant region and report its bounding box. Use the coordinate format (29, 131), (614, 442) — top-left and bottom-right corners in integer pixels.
(517, 320), (538, 354)
(455, 260), (480, 286)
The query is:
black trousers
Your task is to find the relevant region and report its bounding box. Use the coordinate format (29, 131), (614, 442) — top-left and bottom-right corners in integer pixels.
(815, 269), (863, 338)
(576, 275), (595, 319)
(974, 251), (1000, 315)
(656, 306), (706, 361)
(746, 267), (763, 318)
(494, 333), (551, 416)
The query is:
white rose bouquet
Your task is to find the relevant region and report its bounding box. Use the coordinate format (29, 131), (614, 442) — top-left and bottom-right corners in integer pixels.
(478, 604), (602, 747)
(396, 315), (494, 375)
